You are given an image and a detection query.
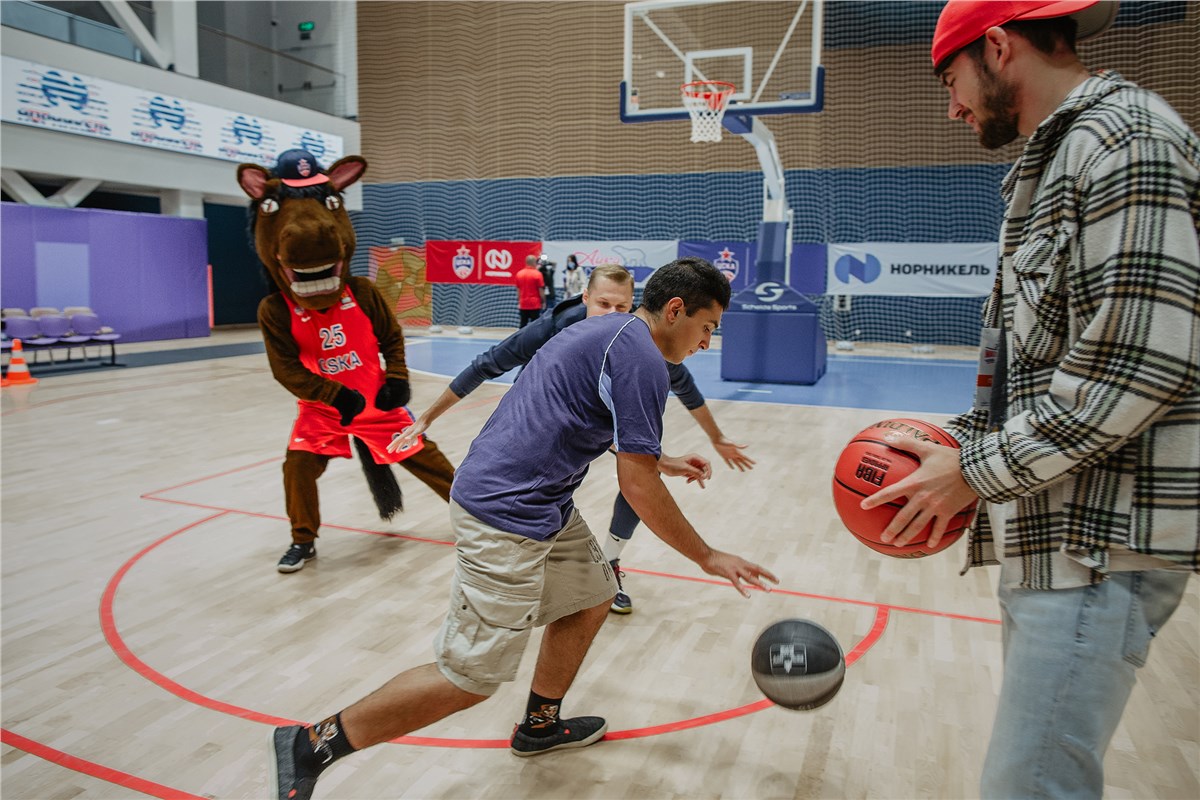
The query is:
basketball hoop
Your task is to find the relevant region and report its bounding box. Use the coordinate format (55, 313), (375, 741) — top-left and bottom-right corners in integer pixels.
(681, 80), (735, 143)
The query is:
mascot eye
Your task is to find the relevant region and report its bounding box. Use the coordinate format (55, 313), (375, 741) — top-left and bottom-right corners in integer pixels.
(260, 198), (279, 215)
(325, 195), (342, 211)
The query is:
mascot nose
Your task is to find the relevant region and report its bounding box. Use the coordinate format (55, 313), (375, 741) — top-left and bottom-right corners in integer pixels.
(280, 220), (339, 253)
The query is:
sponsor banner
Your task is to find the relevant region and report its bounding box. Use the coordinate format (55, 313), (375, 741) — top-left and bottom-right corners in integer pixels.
(369, 246), (432, 327)
(1, 55), (343, 167)
(542, 241), (678, 287)
(425, 240), (541, 284)
(679, 241), (828, 294)
(730, 282), (820, 313)
(677, 240), (754, 292)
(826, 242), (997, 296)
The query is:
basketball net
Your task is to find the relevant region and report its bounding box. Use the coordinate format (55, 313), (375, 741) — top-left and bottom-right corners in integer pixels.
(681, 80), (735, 143)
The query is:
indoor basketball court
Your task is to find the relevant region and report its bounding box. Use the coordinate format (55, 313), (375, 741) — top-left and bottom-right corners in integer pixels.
(2, 1), (1198, 799)
(2, 327), (1196, 798)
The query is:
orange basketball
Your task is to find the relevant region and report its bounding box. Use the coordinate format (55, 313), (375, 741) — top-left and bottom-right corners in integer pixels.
(831, 418), (976, 559)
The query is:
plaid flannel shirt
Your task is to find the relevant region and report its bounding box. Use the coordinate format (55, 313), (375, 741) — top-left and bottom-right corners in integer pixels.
(943, 72), (1200, 589)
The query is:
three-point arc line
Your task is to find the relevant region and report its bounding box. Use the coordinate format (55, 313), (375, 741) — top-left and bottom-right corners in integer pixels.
(5, 456), (999, 796)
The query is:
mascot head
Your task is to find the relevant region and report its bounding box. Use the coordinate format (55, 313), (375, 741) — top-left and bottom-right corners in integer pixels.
(237, 149), (367, 311)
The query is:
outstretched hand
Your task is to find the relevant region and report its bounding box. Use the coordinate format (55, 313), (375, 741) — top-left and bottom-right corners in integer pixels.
(859, 432), (979, 551)
(711, 436), (755, 471)
(700, 550), (778, 598)
(387, 417), (429, 453)
(659, 453), (713, 488)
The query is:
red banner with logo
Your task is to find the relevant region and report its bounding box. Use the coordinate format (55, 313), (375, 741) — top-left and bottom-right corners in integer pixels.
(425, 240), (542, 285)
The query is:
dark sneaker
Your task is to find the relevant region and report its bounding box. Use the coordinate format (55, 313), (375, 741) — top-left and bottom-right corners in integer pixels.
(269, 725), (320, 800)
(510, 716), (608, 757)
(609, 560), (632, 615)
(278, 543), (316, 573)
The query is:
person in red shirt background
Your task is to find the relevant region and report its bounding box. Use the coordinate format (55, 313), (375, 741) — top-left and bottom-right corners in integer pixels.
(515, 254), (546, 327)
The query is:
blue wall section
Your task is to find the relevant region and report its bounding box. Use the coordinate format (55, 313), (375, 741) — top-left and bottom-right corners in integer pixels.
(351, 163), (1009, 260)
(1, 203), (210, 342)
(349, 164), (1006, 338)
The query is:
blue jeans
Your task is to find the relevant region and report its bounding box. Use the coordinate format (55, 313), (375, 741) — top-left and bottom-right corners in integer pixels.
(981, 569), (1190, 799)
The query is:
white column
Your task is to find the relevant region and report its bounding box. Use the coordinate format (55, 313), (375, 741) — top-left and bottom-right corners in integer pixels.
(155, 1), (200, 77)
(332, 2), (358, 119)
(161, 189), (205, 219)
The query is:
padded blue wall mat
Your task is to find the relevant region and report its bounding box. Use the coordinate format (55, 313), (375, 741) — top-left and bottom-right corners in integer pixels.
(404, 336), (976, 415)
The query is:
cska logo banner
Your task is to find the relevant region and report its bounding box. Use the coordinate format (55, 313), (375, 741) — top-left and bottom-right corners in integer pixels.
(676, 240), (755, 292)
(713, 247), (740, 282)
(452, 246), (474, 279)
(425, 241), (542, 285)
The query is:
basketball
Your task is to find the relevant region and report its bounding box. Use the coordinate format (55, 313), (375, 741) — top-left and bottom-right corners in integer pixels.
(831, 418), (977, 558)
(751, 619), (845, 710)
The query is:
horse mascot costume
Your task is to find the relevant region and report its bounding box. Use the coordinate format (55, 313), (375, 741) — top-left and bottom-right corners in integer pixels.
(237, 149), (455, 573)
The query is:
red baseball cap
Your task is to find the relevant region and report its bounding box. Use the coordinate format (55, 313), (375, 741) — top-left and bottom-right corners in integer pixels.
(932, 0), (1119, 68)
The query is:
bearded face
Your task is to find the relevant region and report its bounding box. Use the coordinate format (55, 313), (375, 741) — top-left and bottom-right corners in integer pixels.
(237, 156), (367, 311)
(972, 58), (1021, 150)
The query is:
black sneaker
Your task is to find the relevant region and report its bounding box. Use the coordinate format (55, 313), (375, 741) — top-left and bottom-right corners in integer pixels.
(609, 560), (632, 615)
(269, 725), (320, 800)
(510, 716), (608, 757)
(278, 543), (316, 573)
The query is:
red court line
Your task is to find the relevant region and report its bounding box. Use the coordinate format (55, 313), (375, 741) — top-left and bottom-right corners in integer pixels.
(604, 605), (890, 741)
(1, 728), (207, 800)
(140, 456), (283, 498)
(142, 494), (456, 547)
(103, 515), (893, 749)
(112, 458), (995, 751)
(99, 510), (297, 728)
(143, 454), (997, 624)
(626, 567), (1000, 625)
(845, 607), (891, 664)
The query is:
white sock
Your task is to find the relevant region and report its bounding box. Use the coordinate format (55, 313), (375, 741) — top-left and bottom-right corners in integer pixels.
(602, 533), (628, 563)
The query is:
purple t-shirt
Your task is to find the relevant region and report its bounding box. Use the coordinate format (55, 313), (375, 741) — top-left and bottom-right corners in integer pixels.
(451, 313), (668, 539)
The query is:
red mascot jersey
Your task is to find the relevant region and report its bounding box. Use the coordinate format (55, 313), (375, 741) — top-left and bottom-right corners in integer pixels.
(284, 285), (424, 464)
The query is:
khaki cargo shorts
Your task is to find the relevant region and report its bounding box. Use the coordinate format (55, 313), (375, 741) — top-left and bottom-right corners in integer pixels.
(435, 501), (617, 696)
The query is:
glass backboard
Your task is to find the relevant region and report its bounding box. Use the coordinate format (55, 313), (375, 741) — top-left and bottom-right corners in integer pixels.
(621, 0), (824, 123)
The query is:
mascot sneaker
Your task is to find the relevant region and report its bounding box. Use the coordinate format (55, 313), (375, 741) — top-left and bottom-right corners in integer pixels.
(278, 542), (316, 573)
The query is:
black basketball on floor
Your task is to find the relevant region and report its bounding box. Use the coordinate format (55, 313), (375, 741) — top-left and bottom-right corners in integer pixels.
(751, 619), (845, 710)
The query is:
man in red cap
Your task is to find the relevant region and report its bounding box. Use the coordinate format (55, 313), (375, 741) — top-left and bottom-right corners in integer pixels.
(863, 2), (1199, 797)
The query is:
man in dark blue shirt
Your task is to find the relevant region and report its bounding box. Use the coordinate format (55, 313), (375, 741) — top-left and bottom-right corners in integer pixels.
(394, 263), (755, 614)
(270, 258), (777, 800)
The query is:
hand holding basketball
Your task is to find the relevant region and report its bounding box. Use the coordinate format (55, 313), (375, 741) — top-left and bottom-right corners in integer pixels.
(832, 419), (979, 558)
(862, 430), (978, 550)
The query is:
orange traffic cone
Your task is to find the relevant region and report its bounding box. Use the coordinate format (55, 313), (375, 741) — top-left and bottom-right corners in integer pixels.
(2, 339), (39, 386)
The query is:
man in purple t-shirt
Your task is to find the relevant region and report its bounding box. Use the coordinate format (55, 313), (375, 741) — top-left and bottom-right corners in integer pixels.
(270, 258), (779, 799)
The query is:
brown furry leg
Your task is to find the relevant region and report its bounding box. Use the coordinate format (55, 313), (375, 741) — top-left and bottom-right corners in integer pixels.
(284, 449), (331, 543)
(398, 437), (456, 502)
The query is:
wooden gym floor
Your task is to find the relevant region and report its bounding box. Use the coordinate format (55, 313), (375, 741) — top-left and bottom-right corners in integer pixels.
(2, 328), (1196, 799)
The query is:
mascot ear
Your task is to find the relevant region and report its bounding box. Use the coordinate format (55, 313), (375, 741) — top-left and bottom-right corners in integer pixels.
(327, 156), (367, 191)
(237, 164), (271, 199)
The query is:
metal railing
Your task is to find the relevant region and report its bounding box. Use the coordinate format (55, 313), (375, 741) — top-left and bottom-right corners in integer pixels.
(2, 1), (348, 118)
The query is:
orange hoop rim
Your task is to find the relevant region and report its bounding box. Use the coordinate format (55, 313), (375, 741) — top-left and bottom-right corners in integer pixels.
(680, 80), (736, 101)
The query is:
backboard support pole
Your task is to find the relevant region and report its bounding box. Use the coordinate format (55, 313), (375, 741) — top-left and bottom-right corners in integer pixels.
(724, 113), (792, 286)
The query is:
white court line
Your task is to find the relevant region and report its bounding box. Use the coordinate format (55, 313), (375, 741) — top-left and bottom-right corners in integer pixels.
(735, 388), (773, 394)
